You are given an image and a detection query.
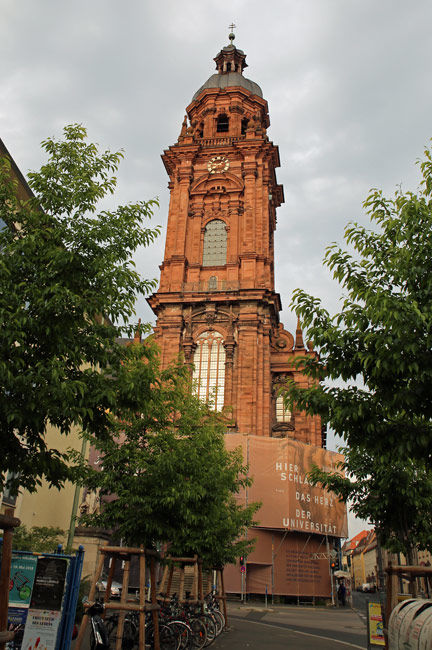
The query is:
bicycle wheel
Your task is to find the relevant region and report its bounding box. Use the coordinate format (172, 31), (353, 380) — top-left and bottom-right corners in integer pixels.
(167, 620), (190, 650)
(201, 614), (216, 647)
(210, 610), (224, 635)
(159, 623), (178, 650)
(106, 613), (138, 649)
(188, 618), (207, 650)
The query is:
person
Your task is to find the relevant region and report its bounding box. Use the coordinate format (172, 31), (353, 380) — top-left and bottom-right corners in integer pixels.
(338, 581), (346, 607)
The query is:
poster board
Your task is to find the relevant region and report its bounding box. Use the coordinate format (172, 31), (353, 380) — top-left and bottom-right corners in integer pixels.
(7, 554), (69, 650)
(366, 599), (385, 648)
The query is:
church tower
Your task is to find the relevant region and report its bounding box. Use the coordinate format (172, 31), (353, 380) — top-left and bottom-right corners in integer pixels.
(148, 33), (323, 447)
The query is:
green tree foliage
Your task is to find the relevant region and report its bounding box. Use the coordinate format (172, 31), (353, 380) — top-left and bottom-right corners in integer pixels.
(308, 450), (432, 560)
(283, 144), (432, 556)
(13, 525), (64, 553)
(0, 125), (160, 492)
(72, 340), (259, 568)
(286, 145), (432, 460)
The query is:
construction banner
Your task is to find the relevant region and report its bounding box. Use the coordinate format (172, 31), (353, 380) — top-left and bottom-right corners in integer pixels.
(225, 434), (348, 538)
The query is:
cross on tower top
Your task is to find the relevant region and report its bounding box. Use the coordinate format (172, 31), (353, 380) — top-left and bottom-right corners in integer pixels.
(228, 23), (236, 44)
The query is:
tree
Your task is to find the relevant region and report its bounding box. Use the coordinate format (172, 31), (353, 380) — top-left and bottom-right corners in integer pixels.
(72, 339), (259, 567)
(0, 125), (160, 492)
(286, 144), (432, 460)
(308, 448), (432, 562)
(12, 525), (64, 553)
(283, 143), (432, 555)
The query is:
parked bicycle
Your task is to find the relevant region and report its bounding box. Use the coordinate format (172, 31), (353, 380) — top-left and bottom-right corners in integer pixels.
(86, 600), (110, 650)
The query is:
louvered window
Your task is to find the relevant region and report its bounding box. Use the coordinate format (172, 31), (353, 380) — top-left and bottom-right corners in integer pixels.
(192, 331), (225, 411)
(203, 220), (227, 266)
(217, 114), (229, 132)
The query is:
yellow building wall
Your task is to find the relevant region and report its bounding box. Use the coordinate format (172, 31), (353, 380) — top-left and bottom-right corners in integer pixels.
(351, 553), (365, 589)
(13, 422), (86, 546)
(418, 549), (432, 566)
(363, 546), (378, 583)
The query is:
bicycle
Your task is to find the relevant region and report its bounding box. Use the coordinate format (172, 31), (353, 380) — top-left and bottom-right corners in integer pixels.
(86, 600), (110, 650)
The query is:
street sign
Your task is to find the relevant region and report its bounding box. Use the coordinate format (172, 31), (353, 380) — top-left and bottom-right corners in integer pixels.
(240, 565), (246, 573)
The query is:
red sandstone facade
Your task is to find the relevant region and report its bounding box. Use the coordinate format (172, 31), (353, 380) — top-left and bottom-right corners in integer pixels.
(148, 37), (323, 447)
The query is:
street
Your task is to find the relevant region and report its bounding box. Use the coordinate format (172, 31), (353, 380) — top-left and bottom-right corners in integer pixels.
(73, 600), (368, 649)
(211, 601), (367, 649)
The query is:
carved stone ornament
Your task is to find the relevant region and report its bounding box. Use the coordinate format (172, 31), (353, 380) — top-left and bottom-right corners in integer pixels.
(271, 423), (295, 437)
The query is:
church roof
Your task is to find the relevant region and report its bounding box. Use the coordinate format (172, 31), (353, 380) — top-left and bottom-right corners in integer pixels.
(192, 35), (263, 101)
(192, 72), (263, 101)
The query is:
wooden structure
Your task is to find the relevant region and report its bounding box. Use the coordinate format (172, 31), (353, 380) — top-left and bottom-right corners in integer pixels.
(0, 508), (20, 649)
(384, 562), (432, 649)
(75, 545), (161, 650)
(158, 556), (228, 627)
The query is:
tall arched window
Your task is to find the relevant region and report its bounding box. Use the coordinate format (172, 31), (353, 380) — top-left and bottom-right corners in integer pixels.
(275, 394), (292, 423)
(192, 331), (225, 411)
(202, 220), (227, 266)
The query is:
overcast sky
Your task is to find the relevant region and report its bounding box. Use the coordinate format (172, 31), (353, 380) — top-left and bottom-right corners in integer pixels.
(3, 0), (431, 536)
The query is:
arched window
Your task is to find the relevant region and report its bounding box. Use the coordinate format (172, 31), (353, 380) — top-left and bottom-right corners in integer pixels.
(217, 114), (229, 133)
(272, 375), (294, 436)
(192, 331), (225, 411)
(208, 276), (217, 290)
(203, 220), (227, 266)
(275, 394), (292, 423)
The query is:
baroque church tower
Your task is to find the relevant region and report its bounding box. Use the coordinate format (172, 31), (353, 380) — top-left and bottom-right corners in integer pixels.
(148, 33), (323, 447)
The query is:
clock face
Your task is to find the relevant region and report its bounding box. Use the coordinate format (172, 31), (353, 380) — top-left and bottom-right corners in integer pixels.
(207, 155), (229, 174)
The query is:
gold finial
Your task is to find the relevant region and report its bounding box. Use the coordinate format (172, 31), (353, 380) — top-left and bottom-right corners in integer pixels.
(228, 23), (236, 44)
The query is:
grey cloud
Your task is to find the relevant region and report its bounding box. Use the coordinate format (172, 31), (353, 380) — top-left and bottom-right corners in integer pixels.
(2, 0), (432, 460)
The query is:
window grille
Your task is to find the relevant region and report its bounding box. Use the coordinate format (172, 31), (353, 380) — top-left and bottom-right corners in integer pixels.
(192, 331), (225, 411)
(203, 220), (227, 266)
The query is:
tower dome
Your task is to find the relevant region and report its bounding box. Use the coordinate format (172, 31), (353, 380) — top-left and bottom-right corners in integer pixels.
(192, 39), (263, 101)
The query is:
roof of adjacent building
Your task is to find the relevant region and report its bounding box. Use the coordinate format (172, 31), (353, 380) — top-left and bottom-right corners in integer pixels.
(342, 529), (371, 553)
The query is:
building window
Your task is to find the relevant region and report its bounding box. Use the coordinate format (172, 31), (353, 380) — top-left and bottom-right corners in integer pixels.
(1, 471), (19, 507)
(272, 376), (294, 436)
(216, 114), (229, 133)
(203, 220), (227, 266)
(192, 331), (225, 411)
(208, 276), (217, 290)
(241, 118), (249, 135)
(275, 394), (292, 423)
